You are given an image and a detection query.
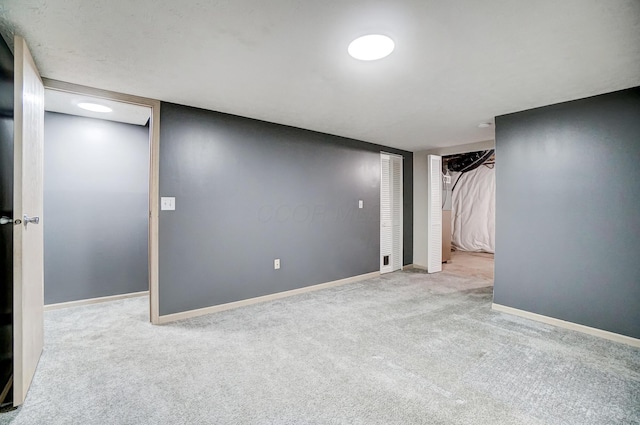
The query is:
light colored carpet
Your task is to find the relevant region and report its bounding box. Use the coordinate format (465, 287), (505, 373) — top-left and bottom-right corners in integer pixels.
(1, 270), (639, 424)
(443, 251), (494, 282)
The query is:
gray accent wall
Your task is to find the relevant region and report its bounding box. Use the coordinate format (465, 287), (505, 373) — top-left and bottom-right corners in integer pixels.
(44, 112), (149, 304)
(159, 102), (413, 315)
(494, 87), (640, 339)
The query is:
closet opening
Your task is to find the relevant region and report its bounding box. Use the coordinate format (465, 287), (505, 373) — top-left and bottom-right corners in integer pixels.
(441, 150), (495, 283)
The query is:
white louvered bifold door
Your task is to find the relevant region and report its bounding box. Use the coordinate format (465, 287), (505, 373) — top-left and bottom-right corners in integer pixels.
(390, 155), (403, 271)
(380, 154), (393, 274)
(427, 155), (442, 273)
(380, 153), (403, 274)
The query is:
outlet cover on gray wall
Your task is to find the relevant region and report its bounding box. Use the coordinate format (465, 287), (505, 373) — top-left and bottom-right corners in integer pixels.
(161, 197), (176, 210)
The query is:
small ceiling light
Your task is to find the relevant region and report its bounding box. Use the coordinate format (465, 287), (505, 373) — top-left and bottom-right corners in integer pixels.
(348, 34), (395, 61)
(478, 122), (492, 128)
(78, 102), (112, 113)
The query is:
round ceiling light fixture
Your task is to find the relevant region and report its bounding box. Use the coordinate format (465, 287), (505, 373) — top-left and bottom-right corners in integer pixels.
(478, 122), (493, 128)
(78, 102), (112, 113)
(348, 34), (395, 61)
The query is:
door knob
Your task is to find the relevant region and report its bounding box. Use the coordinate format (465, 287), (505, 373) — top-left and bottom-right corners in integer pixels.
(23, 214), (40, 227)
(0, 216), (21, 225)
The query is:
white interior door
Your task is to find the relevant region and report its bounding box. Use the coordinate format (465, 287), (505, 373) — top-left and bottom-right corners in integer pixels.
(380, 153), (403, 274)
(13, 36), (45, 406)
(427, 154), (442, 273)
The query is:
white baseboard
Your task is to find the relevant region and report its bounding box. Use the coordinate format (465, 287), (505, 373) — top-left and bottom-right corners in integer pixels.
(158, 271), (381, 324)
(491, 303), (640, 348)
(44, 291), (149, 311)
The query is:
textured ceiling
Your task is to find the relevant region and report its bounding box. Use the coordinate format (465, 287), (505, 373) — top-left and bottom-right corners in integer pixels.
(45, 89), (151, 126)
(1, 0), (639, 151)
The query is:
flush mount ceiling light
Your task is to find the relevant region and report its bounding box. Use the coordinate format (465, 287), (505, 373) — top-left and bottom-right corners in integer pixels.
(78, 102), (112, 113)
(478, 122), (493, 128)
(348, 34), (395, 61)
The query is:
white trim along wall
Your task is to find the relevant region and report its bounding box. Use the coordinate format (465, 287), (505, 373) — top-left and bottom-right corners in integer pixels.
(492, 303), (640, 348)
(44, 291), (149, 311)
(157, 272), (380, 324)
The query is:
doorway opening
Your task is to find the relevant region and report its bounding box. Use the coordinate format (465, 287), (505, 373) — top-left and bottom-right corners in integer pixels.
(42, 89), (152, 313)
(441, 150), (495, 284)
(380, 153), (403, 274)
(41, 80), (160, 327)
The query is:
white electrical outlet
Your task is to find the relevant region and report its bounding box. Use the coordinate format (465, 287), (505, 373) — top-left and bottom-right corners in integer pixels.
(358, 200), (363, 209)
(274, 259), (280, 270)
(161, 197), (176, 211)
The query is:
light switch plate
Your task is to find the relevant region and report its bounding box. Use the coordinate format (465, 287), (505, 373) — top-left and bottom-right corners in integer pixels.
(274, 259), (280, 270)
(359, 200), (363, 209)
(161, 197), (175, 211)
